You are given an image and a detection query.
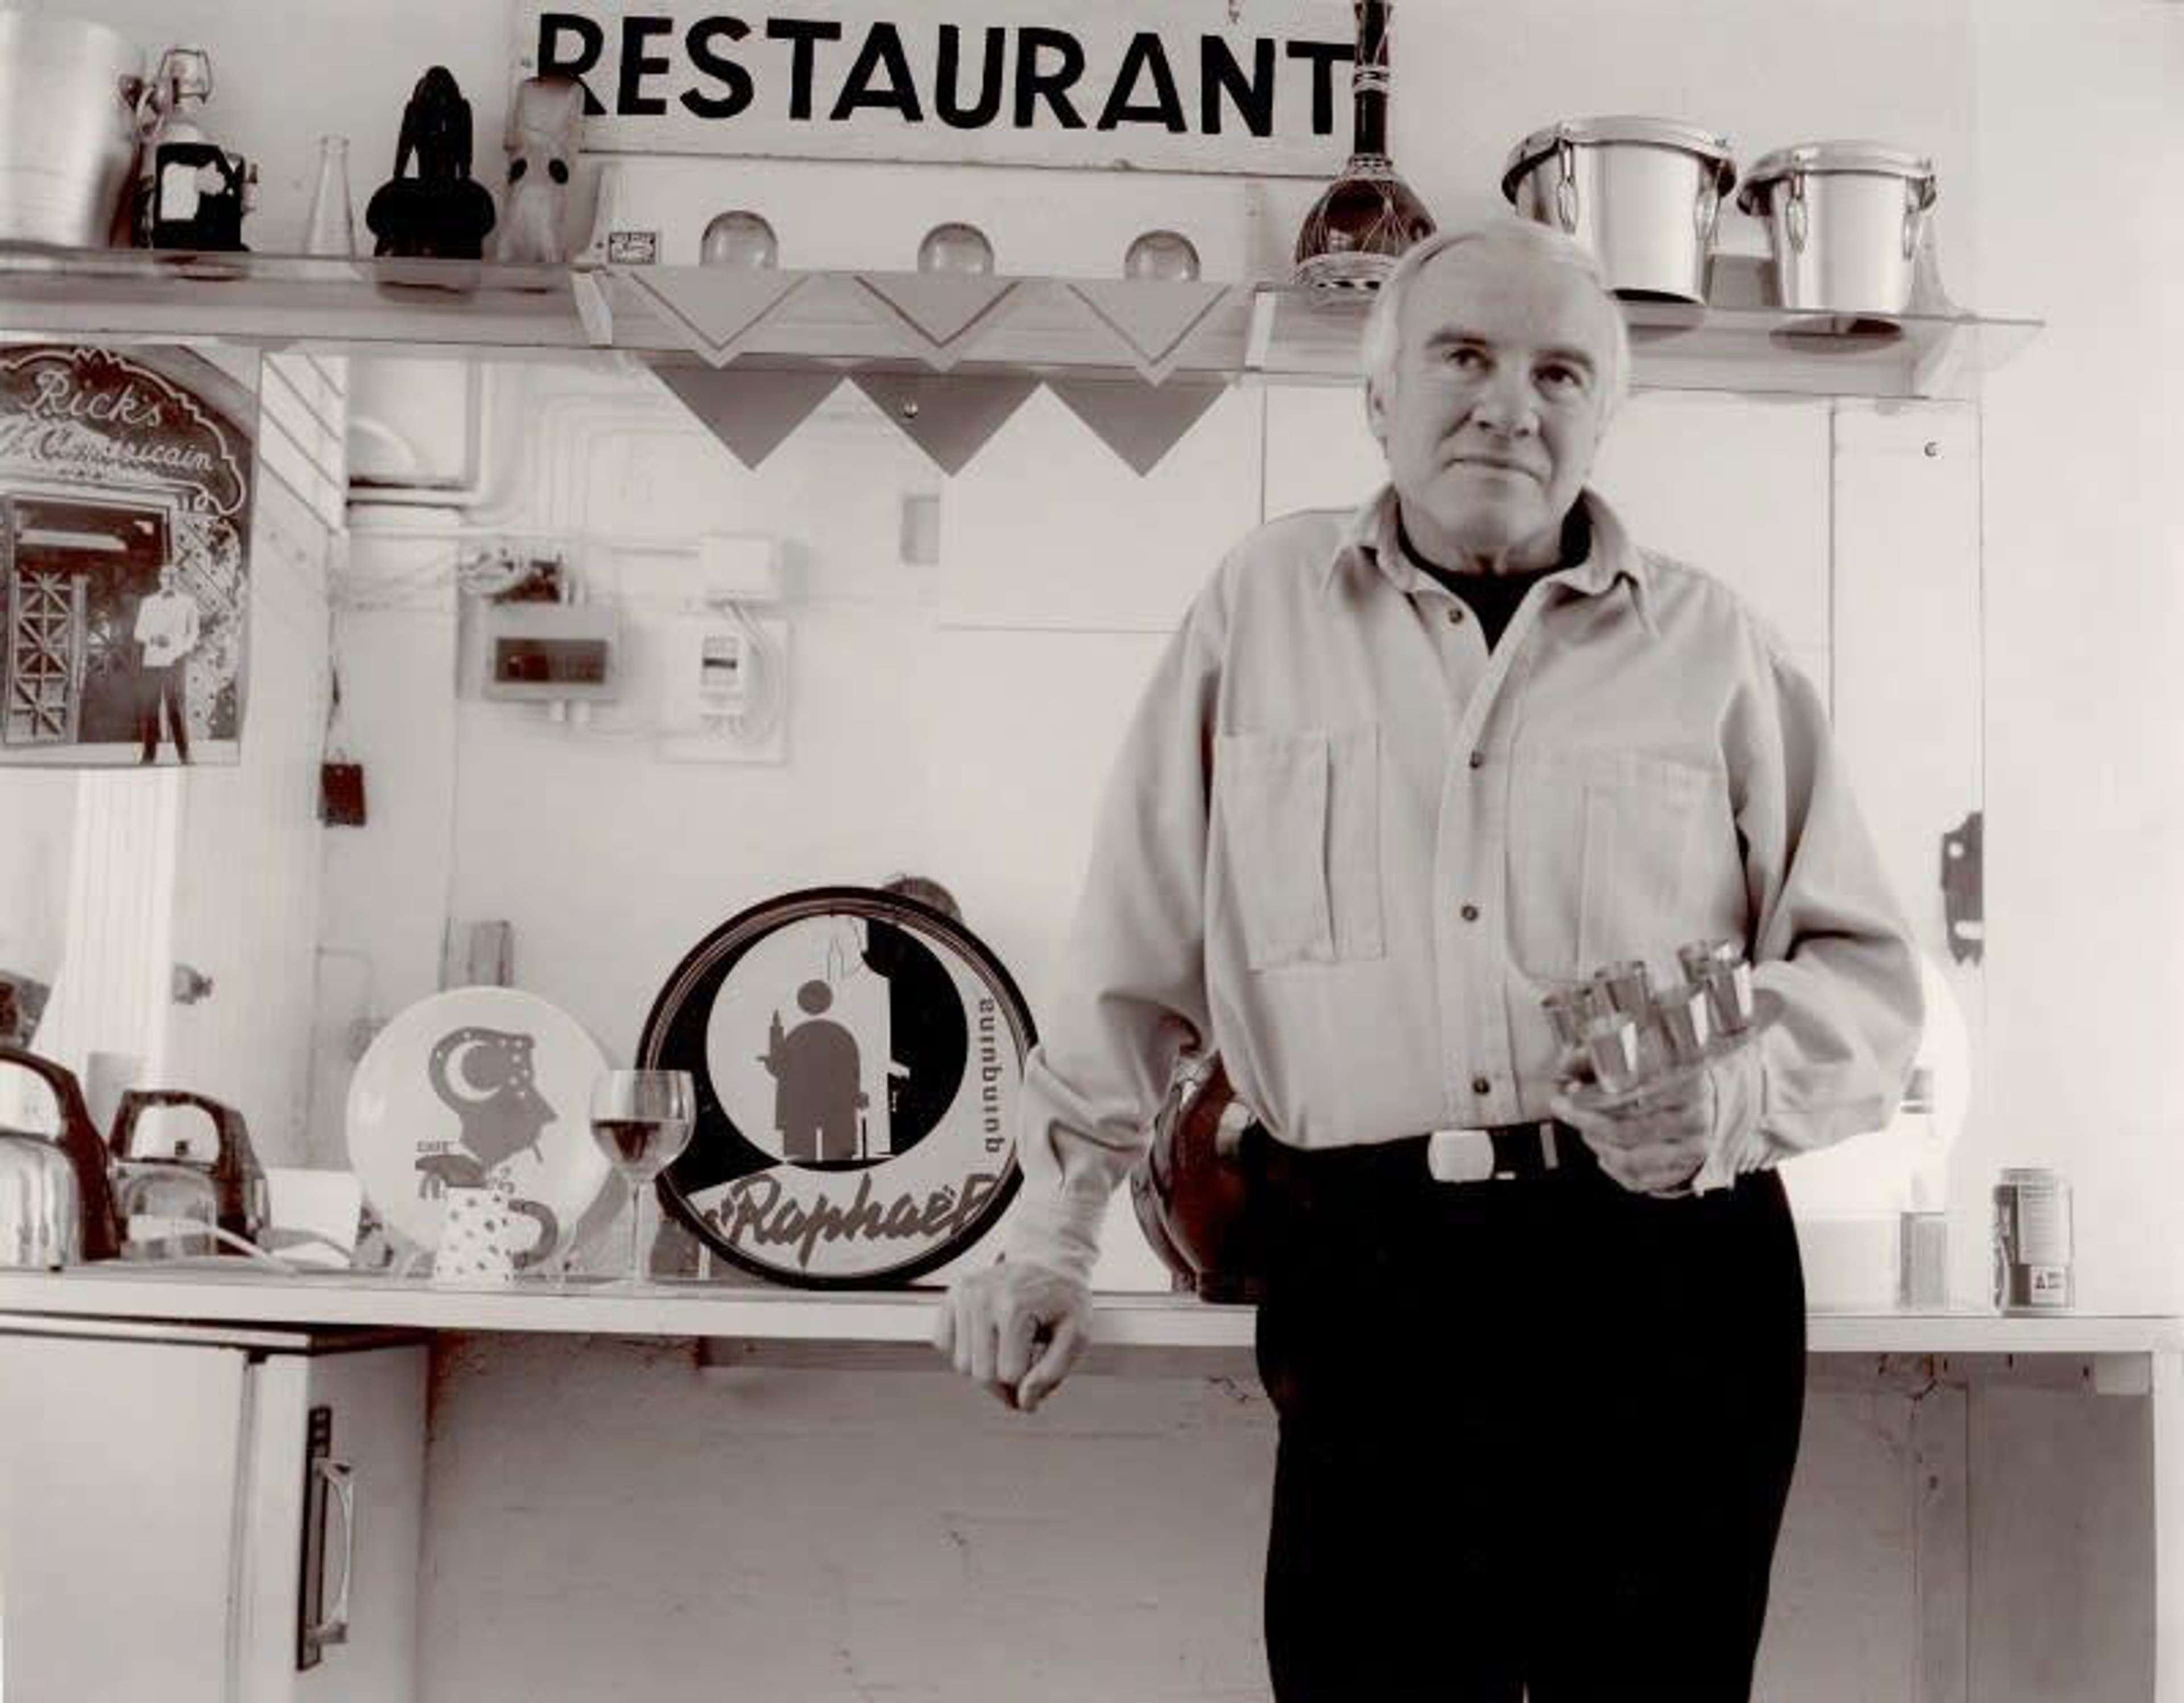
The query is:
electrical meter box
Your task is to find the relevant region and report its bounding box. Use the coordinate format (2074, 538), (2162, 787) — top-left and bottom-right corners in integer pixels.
(479, 604), (621, 702)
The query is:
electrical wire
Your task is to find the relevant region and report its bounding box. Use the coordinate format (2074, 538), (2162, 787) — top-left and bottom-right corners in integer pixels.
(714, 598), (784, 745)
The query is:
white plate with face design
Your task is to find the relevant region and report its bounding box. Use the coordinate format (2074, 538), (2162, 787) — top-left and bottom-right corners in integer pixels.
(345, 986), (612, 1260)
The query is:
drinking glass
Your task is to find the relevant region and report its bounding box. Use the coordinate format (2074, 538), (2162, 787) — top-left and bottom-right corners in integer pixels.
(588, 1069), (695, 1288)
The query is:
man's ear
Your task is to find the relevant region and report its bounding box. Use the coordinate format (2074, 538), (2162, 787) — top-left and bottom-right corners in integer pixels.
(1364, 374), (1392, 447)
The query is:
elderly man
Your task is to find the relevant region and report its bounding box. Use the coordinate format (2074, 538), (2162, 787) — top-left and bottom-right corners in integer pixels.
(936, 217), (1921, 1700)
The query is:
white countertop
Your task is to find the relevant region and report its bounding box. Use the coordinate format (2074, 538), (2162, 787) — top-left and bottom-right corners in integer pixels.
(0, 1264), (2174, 1357)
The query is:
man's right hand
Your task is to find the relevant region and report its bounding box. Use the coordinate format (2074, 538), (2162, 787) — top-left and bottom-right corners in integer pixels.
(932, 1257), (1092, 1413)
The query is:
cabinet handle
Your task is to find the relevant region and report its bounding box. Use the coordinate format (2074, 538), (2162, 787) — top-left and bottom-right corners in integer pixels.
(305, 1460), (357, 1649)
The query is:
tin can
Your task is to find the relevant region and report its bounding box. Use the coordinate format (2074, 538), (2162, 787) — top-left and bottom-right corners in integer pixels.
(1992, 1168), (2073, 1313)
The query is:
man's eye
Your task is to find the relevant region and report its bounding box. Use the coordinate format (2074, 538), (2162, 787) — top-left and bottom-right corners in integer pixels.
(1538, 364), (1585, 391)
(1442, 346), (1486, 371)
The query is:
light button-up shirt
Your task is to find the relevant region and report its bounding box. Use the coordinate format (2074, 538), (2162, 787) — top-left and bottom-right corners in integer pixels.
(1004, 485), (1922, 1284)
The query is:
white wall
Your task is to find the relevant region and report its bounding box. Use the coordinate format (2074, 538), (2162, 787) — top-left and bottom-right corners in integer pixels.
(152, 356), (343, 1162)
(0, 774), (76, 996)
(1969, 1), (2184, 1313)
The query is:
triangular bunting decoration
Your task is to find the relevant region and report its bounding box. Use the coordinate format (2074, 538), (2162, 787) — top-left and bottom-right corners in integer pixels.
(1044, 377), (1231, 476)
(851, 372), (1040, 475)
(653, 367), (845, 469)
(1060, 282), (1242, 384)
(621, 269), (811, 367)
(849, 274), (1025, 370)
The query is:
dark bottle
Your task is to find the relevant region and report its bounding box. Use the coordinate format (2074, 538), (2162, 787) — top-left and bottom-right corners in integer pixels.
(1292, 1), (1435, 295)
(134, 47), (256, 252)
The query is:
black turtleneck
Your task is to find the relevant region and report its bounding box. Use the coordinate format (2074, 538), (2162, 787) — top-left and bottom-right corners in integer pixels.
(1398, 505), (1592, 652)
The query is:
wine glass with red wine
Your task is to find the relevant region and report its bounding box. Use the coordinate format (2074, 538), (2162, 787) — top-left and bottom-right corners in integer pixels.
(588, 1069), (696, 1288)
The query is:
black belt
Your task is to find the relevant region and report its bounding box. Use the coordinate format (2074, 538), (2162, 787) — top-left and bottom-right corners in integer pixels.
(1244, 1120), (1595, 1190)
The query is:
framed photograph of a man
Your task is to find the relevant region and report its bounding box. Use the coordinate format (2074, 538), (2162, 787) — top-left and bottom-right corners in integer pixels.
(0, 346), (256, 767)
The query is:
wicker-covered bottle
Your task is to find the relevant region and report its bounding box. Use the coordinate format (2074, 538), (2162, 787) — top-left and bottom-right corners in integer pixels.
(1293, 0), (1434, 294)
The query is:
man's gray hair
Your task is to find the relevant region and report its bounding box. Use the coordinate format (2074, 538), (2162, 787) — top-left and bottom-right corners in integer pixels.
(1360, 218), (1632, 416)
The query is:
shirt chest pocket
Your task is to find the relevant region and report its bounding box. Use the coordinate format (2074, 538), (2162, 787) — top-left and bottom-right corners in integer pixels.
(1505, 747), (1713, 977)
(1214, 727), (1385, 971)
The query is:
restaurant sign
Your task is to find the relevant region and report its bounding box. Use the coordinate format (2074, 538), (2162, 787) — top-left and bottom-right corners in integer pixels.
(515, 0), (1356, 176)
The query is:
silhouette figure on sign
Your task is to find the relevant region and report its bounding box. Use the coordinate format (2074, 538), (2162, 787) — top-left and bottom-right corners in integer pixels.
(418, 1026), (556, 1194)
(365, 67), (498, 260)
(759, 980), (867, 1165)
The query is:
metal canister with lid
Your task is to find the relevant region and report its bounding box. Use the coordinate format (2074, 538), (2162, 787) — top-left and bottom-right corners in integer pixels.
(1501, 115), (1737, 304)
(1735, 140), (1938, 320)
(1992, 1167), (2073, 1313)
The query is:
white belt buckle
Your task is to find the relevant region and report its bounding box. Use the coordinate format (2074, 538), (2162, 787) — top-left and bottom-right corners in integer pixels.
(1426, 1128), (1497, 1184)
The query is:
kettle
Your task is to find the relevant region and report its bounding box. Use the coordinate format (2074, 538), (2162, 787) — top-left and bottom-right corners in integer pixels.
(110, 1088), (267, 1259)
(0, 1046), (123, 1266)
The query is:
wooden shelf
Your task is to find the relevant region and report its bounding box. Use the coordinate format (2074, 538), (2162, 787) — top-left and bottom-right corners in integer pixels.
(0, 1265), (2170, 1361)
(0, 246), (2041, 401)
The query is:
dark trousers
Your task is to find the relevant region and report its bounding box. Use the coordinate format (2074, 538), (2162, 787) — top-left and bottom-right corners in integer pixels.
(136, 663), (190, 763)
(1252, 1136), (1806, 1702)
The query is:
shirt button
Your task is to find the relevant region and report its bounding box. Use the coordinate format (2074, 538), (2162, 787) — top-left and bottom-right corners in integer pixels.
(1446, 606), (1466, 624)
(1460, 902), (1479, 922)
(1468, 750), (1486, 769)
(1471, 1075), (1492, 1096)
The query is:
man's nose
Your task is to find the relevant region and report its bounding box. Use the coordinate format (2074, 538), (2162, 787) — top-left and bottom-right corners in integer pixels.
(1469, 366), (1538, 434)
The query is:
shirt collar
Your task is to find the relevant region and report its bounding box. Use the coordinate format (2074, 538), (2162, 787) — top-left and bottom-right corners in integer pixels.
(1326, 484), (1658, 637)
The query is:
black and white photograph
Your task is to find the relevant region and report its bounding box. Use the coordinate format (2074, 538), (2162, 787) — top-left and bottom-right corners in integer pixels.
(0, 344), (257, 768)
(0, 2), (2177, 1701)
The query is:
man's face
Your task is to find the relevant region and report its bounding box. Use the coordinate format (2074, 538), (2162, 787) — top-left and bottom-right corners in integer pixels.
(1367, 241), (1618, 568)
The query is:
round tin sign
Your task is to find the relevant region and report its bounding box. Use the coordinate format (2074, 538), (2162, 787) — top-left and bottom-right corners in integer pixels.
(640, 886), (1032, 1287)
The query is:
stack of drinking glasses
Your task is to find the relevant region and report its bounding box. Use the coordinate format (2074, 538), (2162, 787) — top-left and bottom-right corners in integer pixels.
(1544, 939), (1758, 1103)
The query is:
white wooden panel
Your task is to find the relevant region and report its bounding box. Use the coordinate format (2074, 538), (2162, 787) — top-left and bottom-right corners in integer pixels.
(1591, 392), (1834, 664)
(0, 770), (76, 998)
(1969, 1385), (2157, 1702)
(2157, 1350), (2184, 1703)
(1826, 401), (1985, 1291)
(941, 383), (1260, 633)
(260, 357), (349, 532)
(306, 519), (462, 1167)
(1831, 401), (1983, 966)
(1913, 1382), (1970, 1703)
(239, 1346), (428, 1703)
(30, 771), (177, 1092)
(1261, 383), (1383, 520)
(264, 354), (347, 449)
(0, 1333), (246, 1703)
(159, 474), (333, 1163)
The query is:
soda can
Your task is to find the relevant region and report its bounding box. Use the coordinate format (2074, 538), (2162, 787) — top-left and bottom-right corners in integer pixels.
(1992, 1168), (2073, 1313)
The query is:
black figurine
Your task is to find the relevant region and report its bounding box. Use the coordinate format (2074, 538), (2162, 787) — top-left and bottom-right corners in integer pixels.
(365, 67), (498, 260)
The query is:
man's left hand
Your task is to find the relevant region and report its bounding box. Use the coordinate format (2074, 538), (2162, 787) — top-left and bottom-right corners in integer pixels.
(1550, 1063), (1711, 1197)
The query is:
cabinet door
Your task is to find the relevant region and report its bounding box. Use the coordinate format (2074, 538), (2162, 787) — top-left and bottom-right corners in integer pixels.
(237, 1346), (427, 1703)
(0, 1332), (247, 1703)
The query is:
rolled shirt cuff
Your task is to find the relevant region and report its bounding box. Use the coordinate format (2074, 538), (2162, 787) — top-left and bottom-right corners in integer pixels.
(1691, 1041), (1769, 1195)
(998, 1188), (1107, 1288)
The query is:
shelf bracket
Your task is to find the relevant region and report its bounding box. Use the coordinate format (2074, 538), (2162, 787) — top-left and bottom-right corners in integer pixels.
(1243, 289), (1278, 374)
(1912, 321), (1974, 399)
(570, 270), (614, 347)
